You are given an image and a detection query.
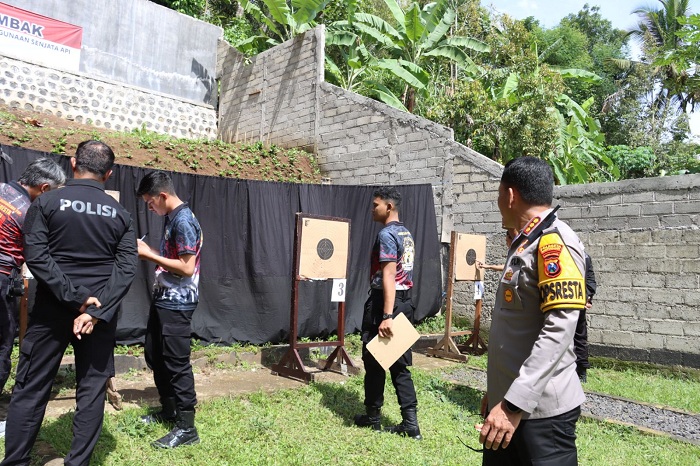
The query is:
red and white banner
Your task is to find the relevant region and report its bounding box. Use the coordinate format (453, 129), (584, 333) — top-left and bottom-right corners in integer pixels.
(0, 2), (82, 71)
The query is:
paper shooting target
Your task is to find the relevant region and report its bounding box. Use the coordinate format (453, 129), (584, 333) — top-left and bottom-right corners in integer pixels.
(298, 216), (350, 279)
(105, 190), (120, 202)
(454, 233), (486, 281)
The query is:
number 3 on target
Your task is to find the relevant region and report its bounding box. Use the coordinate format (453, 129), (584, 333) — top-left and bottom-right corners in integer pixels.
(331, 279), (346, 302)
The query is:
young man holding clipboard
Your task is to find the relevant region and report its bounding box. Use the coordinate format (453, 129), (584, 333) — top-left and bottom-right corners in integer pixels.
(353, 187), (421, 440)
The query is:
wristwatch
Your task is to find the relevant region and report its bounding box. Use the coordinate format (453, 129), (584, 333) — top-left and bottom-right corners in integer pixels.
(504, 400), (522, 414)
(382, 313), (393, 321)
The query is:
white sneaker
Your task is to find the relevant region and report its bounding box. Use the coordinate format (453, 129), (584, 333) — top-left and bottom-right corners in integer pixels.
(0, 420), (6, 438)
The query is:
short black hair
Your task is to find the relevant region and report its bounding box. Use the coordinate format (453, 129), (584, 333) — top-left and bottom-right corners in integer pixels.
(501, 157), (553, 206)
(136, 170), (176, 197)
(74, 140), (115, 176)
(373, 186), (402, 209)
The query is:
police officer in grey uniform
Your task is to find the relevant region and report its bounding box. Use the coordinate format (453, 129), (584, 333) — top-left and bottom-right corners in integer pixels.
(479, 157), (586, 466)
(1, 141), (138, 466)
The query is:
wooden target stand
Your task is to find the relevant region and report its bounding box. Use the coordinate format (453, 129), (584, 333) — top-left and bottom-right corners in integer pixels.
(427, 231), (487, 361)
(271, 213), (358, 382)
(461, 298), (488, 355)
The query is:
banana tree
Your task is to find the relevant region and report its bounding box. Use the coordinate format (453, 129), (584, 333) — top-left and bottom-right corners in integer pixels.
(236, 0), (331, 54)
(325, 4), (409, 112)
(547, 94), (620, 184)
(346, 0), (489, 112)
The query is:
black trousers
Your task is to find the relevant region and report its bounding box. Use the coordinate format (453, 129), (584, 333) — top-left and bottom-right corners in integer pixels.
(361, 290), (417, 411)
(574, 308), (589, 372)
(2, 309), (115, 466)
(482, 407), (581, 466)
(144, 303), (197, 411)
(0, 274), (17, 393)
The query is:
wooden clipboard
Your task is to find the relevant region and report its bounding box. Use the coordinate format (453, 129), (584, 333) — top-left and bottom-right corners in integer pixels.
(366, 312), (420, 370)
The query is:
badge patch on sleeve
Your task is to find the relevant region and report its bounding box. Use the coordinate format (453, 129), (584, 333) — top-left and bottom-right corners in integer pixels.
(538, 232), (585, 312)
(504, 289), (513, 303)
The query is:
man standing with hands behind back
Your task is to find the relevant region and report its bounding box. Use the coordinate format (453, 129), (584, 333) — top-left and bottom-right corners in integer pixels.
(479, 157), (586, 465)
(136, 170), (202, 449)
(2, 140), (138, 466)
(353, 187), (421, 440)
(0, 158), (66, 421)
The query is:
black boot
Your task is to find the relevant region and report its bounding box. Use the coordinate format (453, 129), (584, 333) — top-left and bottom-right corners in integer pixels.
(152, 410), (200, 449)
(384, 408), (422, 440)
(578, 369), (587, 384)
(141, 397), (177, 424)
(353, 407), (381, 431)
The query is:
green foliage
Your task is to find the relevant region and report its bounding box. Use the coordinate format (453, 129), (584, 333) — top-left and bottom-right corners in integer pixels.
(113, 345), (145, 357)
(151, 0), (206, 17)
(235, 0), (331, 54)
(330, 0), (489, 112)
(51, 135), (68, 154)
(657, 140), (700, 175)
(223, 15), (256, 46)
(655, 13), (700, 113)
(426, 15), (614, 184)
(427, 18), (564, 163)
(605, 145), (658, 179)
(628, 0), (698, 114)
(27, 362), (700, 465)
(549, 94), (618, 184)
(555, 3), (629, 126)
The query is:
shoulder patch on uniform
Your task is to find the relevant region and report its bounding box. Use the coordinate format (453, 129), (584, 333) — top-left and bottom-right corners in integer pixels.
(538, 231), (585, 313)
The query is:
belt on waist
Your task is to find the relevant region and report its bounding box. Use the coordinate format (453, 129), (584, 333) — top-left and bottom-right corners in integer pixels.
(370, 288), (412, 299)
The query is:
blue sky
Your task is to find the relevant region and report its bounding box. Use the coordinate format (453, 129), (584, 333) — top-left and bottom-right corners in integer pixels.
(484, 0), (665, 31)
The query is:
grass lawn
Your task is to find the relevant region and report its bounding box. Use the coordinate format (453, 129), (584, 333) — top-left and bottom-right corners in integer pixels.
(583, 358), (700, 413)
(19, 368), (700, 466)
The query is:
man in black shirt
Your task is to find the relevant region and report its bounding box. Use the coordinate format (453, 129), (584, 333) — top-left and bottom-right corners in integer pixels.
(0, 159), (66, 400)
(1, 141), (138, 466)
(353, 187), (421, 440)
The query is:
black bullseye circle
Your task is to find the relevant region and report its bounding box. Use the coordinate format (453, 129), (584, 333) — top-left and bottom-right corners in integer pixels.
(466, 249), (477, 265)
(317, 238), (334, 260)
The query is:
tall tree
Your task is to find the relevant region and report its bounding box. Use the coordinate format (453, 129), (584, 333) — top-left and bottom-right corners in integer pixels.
(629, 0), (697, 113)
(555, 4), (630, 142)
(427, 15), (616, 183)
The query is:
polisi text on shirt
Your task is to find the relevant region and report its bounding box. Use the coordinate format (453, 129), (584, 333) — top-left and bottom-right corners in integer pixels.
(60, 199), (117, 218)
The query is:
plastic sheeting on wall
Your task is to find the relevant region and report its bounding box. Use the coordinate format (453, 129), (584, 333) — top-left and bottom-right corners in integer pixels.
(0, 145), (443, 345)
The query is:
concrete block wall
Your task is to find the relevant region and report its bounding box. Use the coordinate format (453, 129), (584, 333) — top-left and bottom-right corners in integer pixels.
(555, 175), (700, 367)
(0, 56), (217, 139)
(449, 153), (503, 322)
(217, 29), (323, 152)
(3, 0), (222, 105)
(217, 25), (700, 367)
(317, 82), (457, 232)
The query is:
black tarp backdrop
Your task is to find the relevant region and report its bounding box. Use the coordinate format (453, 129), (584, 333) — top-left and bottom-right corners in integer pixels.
(0, 145), (443, 345)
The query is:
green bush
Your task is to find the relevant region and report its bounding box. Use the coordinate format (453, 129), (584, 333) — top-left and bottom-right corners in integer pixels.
(604, 145), (657, 179)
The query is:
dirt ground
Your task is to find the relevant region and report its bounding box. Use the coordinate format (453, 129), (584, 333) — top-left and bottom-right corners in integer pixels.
(23, 350), (458, 418)
(0, 104), (321, 183)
